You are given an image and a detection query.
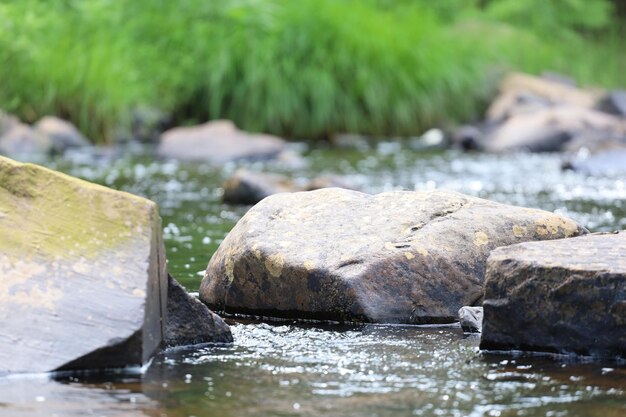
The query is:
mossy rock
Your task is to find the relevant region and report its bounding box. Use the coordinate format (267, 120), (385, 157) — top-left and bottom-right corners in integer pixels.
(200, 188), (587, 324)
(0, 156), (167, 373)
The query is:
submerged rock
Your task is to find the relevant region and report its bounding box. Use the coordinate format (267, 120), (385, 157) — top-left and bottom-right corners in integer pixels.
(165, 275), (232, 347)
(222, 170), (296, 205)
(458, 306), (483, 333)
(222, 169), (357, 205)
(157, 120), (288, 163)
(200, 188), (586, 324)
(0, 156), (167, 373)
(481, 231), (626, 358)
(34, 116), (89, 153)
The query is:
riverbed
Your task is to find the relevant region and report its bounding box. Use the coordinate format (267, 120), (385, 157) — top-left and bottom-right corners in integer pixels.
(1, 143), (625, 416)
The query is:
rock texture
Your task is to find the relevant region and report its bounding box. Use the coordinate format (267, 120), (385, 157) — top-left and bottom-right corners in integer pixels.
(157, 120), (288, 163)
(0, 156), (168, 373)
(458, 306), (483, 333)
(481, 232), (626, 358)
(222, 169), (357, 205)
(200, 188), (586, 324)
(165, 275), (232, 347)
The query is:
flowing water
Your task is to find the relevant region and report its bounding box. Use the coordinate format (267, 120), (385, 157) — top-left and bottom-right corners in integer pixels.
(1, 142), (625, 416)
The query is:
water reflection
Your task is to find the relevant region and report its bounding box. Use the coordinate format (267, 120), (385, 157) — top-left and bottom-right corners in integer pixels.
(2, 322), (623, 417)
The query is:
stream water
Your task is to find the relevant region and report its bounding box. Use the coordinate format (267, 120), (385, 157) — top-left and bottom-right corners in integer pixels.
(1, 142), (625, 416)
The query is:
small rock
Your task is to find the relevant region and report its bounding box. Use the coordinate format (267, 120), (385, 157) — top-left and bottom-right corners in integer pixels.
(481, 231), (626, 358)
(0, 156), (167, 373)
(157, 120), (288, 163)
(0, 123), (52, 156)
(564, 149), (626, 176)
(452, 125), (484, 151)
(222, 170), (296, 205)
(34, 116), (89, 153)
(165, 275), (232, 347)
(200, 188), (586, 324)
(458, 306), (483, 333)
(222, 170), (357, 205)
(595, 90), (626, 116)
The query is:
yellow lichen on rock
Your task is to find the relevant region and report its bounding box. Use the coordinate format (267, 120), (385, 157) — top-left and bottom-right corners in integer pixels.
(404, 252), (415, 260)
(265, 253), (285, 277)
(304, 260), (315, 271)
(474, 231), (489, 247)
(535, 215), (580, 237)
(512, 225), (527, 237)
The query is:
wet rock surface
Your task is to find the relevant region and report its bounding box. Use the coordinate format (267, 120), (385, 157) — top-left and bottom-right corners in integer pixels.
(458, 306), (483, 333)
(0, 156), (168, 373)
(481, 231), (626, 358)
(200, 188), (586, 324)
(157, 120), (288, 163)
(165, 275), (232, 347)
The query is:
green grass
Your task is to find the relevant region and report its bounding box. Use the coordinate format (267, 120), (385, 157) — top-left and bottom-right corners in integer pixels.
(0, 0), (624, 143)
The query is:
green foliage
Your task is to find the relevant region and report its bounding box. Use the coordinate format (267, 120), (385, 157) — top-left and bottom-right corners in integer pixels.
(0, 0), (623, 143)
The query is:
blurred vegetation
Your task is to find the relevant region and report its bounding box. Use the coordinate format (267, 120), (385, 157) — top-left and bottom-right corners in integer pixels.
(0, 0), (624, 142)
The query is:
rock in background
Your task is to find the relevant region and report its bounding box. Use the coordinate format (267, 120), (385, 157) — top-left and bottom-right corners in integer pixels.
(0, 155), (167, 373)
(454, 73), (626, 154)
(157, 120), (289, 163)
(481, 231), (626, 358)
(200, 188), (586, 324)
(222, 169), (358, 205)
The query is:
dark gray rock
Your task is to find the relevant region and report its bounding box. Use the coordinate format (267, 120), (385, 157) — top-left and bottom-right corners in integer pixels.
(157, 120), (288, 163)
(200, 188), (586, 324)
(0, 156), (167, 373)
(165, 275), (232, 346)
(458, 306), (483, 333)
(481, 231), (626, 358)
(34, 116), (89, 152)
(595, 90), (626, 116)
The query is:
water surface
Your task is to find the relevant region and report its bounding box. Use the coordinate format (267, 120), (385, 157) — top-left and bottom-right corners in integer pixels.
(3, 143), (625, 416)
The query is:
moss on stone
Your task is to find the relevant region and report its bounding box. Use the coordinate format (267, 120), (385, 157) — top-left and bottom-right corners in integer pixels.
(0, 156), (158, 260)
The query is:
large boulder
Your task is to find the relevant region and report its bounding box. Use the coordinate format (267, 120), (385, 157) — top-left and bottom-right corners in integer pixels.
(481, 232), (626, 358)
(165, 275), (232, 347)
(157, 120), (288, 163)
(200, 188), (586, 324)
(0, 156), (167, 373)
(34, 116), (89, 152)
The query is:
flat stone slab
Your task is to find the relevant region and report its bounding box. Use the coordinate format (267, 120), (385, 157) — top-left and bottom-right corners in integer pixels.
(0, 156), (167, 373)
(481, 231), (626, 358)
(200, 188), (586, 324)
(157, 120), (287, 163)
